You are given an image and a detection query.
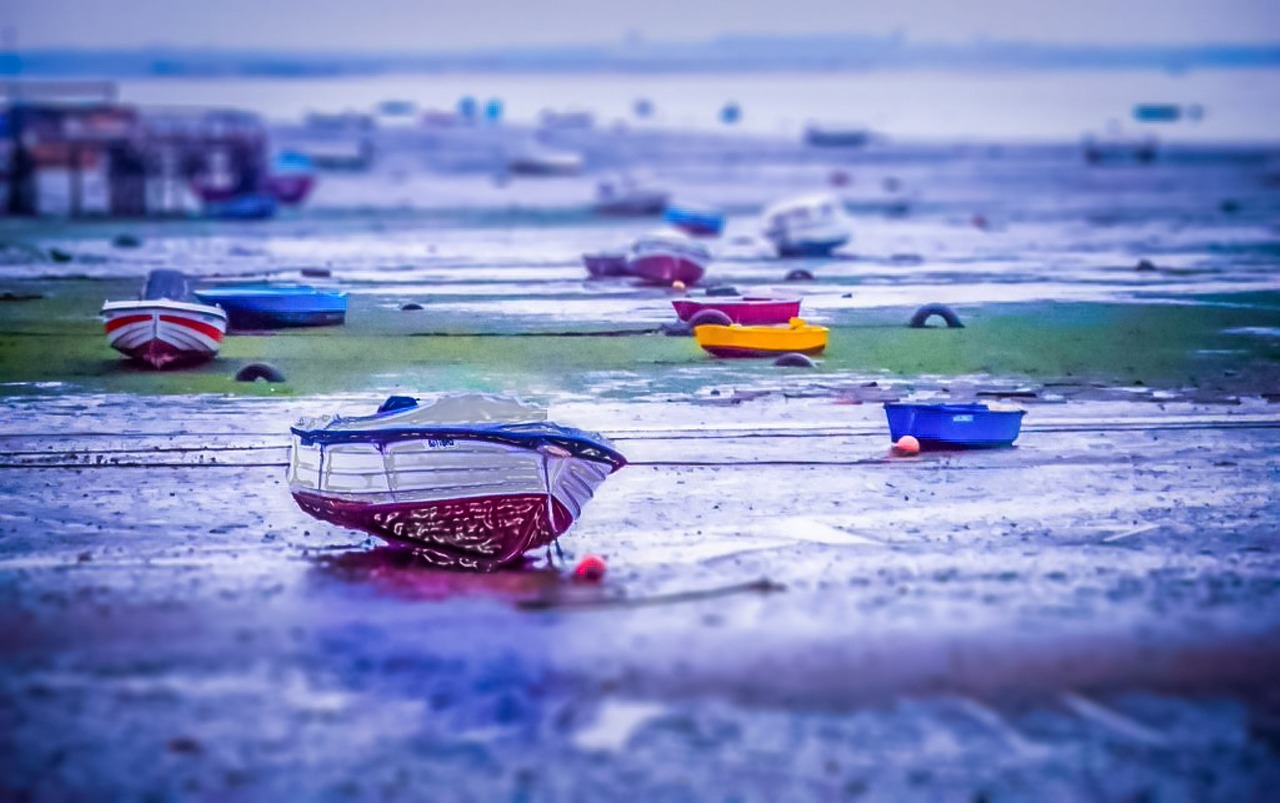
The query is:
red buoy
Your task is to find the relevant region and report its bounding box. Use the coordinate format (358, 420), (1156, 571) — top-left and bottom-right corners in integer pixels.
(573, 555), (607, 583)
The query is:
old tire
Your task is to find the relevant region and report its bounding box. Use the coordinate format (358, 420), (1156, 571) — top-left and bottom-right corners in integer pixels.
(705, 285), (739, 297)
(909, 303), (963, 329)
(774, 352), (816, 368)
(784, 269), (814, 282)
(689, 309), (733, 328)
(235, 363), (286, 383)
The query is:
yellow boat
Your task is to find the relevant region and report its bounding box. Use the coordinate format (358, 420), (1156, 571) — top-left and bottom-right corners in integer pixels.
(694, 317), (828, 358)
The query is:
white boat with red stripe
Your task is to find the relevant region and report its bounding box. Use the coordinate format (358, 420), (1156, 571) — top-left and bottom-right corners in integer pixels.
(102, 270), (228, 369)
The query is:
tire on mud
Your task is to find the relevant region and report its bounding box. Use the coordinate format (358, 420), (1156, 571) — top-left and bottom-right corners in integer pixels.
(908, 303), (964, 329)
(235, 363), (287, 383)
(689, 309), (733, 328)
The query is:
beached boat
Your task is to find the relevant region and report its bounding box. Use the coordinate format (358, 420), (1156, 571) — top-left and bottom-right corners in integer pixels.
(507, 147), (583, 176)
(102, 269), (228, 369)
(626, 228), (711, 286)
(593, 175), (669, 216)
(582, 250), (630, 278)
(761, 193), (852, 257)
(663, 202), (725, 237)
(884, 403), (1025, 449)
(804, 123), (871, 148)
(672, 296), (801, 326)
(265, 151), (316, 206)
(288, 394), (627, 571)
(193, 285), (347, 330)
(694, 317), (827, 358)
(203, 193), (277, 220)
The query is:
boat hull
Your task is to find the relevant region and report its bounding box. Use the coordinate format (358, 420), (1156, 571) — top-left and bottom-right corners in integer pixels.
(694, 322), (828, 358)
(884, 403), (1025, 449)
(102, 301), (227, 369)
(292, 490), (572, 571)
(672, 297), (800, 325)
(627, 252), (706, 285)
(582, 252), (630, 277)
(663, 207), (725, 237)
(288, 420), (622, 571)
(193, 288), (348, 330)
(774, 236), (850, 257)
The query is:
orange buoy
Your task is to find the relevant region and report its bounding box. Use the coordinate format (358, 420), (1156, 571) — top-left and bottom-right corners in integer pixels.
(893, 435), (921, 456)
(672, 280), (687, 292)
(573, 555), (607, 583)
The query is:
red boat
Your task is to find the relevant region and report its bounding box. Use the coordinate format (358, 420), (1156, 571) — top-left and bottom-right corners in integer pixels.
(672, 296), (801, 326)
(101, 270), (227, 369)
(626, 229), (710, 286)
(581, 251), (630, 278)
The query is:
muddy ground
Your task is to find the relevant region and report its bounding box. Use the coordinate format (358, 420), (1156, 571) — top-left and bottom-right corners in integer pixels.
(2, 141), (1279, 801)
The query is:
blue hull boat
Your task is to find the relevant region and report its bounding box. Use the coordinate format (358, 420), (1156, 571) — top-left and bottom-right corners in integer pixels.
(203, 193), (278, 221)
(663, 204), (725, 237)
(884, 403), (1025, 449)
(193, 285), (348, 330)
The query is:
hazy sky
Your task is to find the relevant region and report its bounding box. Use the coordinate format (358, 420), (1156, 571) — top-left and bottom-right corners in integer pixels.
(3, 0), (1279, 51)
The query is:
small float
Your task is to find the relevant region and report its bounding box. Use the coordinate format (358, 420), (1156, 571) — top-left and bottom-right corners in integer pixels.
(102, 269), (227, 369)
(288, 394), (627, 571)
(626, 228), (711, 286)
(761, 193), (851, 257)
(663, 202), (725, 237)
(193, 284), (347, 329)
(883, 403), (1025, 449)
(694, 317), (827, 358)
(672, 296), (800, 326)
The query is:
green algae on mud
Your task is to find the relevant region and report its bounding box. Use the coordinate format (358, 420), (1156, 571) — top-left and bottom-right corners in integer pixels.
(1, 277), (1277, 396)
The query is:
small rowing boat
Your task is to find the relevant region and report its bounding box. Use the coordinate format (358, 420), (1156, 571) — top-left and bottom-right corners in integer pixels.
(671, 296), (801, 326)
(101, 269), (228, 369)
(884, 403), (1026, 449)
(626, 228), (710, 285)
(289, 394), (627, 571)
(193, 285), (347, 330)
(694, 317), (828, 358)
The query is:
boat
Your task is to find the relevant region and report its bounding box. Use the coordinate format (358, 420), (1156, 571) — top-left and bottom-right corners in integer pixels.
(203, 193), (277, 220)
(507, 147), (583, 177)
(582, 250), (630, 278)
(288, 394), (627, 571)
(101, 269), (228, 369)
(884, 403), (1026, 449)
(761, 193), (852, 257)
(265, 151), (316, 206)
(672, 296), (801, 326)
(192, 285), (347, 329)
(694, 317), (828, 358)
(663, 202), (725, 237)
(626, 228), (711, 286)
(804, 123), (871, 148)
(593, 175), (669, 216)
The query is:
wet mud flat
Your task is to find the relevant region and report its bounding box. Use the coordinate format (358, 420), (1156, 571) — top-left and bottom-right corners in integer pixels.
(1, 141), (1279, 799)
(1, 390), (1279, 801)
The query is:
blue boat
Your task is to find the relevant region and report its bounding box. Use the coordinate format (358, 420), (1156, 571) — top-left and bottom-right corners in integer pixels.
(884, 403), (1026, 449)
(193, 285), (348, 329)
(663, 203), (725, 238)
(203, 193), (278, 221)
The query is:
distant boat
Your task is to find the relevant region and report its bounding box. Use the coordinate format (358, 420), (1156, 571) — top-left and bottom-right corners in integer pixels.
(539, 109), (595, 130)
(193, 285), (347, 329)
(102, 269), (227, 369)
(581, 250), (630, 278)
(1132, 104), (1185, 124)
(884, 403), (1025, 449)
(672, 296), (801, 326)
(761, 193), (852, 257)
(626, 228), (711, 285)
(1083, 133), (1157, 165)
(203, 193), (277, 220)
(694, 318), (828, 358)
(508, 147), (583, 176)
(804, 124), (870, 148)
(663, 202), (725, 237)
(593, 175), (669, 216)
(265, 151), (316, 206)
(288, 394), (627, 571)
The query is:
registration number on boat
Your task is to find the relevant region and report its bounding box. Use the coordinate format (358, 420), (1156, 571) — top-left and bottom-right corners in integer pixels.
(427, 438), (455, 448)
